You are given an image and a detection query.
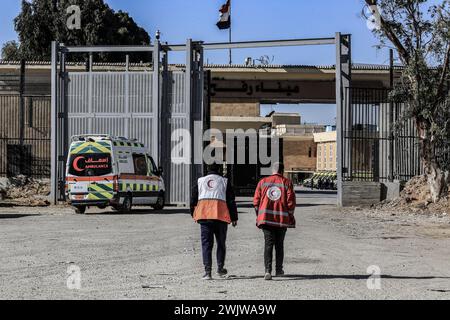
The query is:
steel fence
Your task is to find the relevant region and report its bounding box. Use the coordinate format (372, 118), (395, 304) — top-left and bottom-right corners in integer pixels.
(0, 94), (51, 178)
(342, 87), (421, 183)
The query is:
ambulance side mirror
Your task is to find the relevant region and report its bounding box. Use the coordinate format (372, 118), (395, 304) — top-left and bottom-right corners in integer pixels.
(157, 166), (164, 176)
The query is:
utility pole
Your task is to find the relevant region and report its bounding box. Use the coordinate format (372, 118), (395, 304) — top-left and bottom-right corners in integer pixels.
(228, 0), (232, 65)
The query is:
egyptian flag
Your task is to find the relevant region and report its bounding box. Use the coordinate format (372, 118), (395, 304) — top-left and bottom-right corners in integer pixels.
(216, 0), (231, 30)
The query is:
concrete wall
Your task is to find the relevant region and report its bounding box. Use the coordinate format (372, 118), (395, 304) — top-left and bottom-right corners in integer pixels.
(272, 113), (301, 126)
(341, 181), (381, 207)
(210, 116), (271, 133)
(341, 181), (402, 207)
(211, 102), (260, 117)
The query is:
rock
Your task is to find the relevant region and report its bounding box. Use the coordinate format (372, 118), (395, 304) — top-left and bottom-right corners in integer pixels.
(2, 176), (51, 207)
(0, 177), (10, 189)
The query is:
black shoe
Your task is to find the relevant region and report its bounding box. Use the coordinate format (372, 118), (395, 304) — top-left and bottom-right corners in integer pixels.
(217, 268), (228, 277)
(275, 269), (285, 277)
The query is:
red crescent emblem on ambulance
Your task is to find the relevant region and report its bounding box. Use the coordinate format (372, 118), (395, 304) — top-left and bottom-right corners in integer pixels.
(73, 156), (85, 172)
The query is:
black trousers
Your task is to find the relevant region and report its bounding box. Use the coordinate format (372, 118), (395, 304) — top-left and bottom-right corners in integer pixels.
(200, 221), (228, 272)
(262, 226), (287, 273)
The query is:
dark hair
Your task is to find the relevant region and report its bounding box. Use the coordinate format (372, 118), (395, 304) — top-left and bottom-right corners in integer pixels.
(207, 163), (221, 173)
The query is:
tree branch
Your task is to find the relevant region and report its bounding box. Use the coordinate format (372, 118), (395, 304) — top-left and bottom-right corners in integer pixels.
(365, 0), (411, 64)
(437, 43), (450, 97)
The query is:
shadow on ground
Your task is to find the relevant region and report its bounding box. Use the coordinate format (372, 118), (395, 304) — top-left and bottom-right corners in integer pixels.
(296, 190), (337, 195)
(224, 274), (450, 281)
(0, 214), (41, 219)
(84, 208), (191, 216)
(236, 202), (330, 209)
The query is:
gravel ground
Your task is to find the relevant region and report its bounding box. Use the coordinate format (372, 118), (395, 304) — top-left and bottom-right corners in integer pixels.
(1, 189), (450, 300)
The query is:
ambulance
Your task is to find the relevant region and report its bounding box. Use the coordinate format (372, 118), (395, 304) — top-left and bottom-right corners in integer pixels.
(65, 135), (165, 214)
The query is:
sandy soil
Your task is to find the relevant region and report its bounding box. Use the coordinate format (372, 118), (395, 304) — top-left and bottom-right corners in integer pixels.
(1, 189), (450, 300)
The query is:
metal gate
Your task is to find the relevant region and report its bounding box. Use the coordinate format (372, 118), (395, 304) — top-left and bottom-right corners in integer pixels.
(51, 40), (205, 205)
(51, 34), (352, 206)
(160, 41), (205, 205)
(341, 87), (421, 183)
(0, 95), (51, 178)
(1, 61), (51, 179)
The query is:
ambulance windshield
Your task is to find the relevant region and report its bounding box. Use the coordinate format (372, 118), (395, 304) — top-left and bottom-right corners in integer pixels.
(68, 153), (112, 177)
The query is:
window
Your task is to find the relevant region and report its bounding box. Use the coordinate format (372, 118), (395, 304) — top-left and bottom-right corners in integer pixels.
(133, 154), (148, 176)
(308, 147), (312, 158)
(147, 155), (159, 176)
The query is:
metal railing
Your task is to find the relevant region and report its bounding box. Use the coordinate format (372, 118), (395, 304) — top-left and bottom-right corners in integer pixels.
(342, 87), (421, 183)
(0, 60), (51, 179)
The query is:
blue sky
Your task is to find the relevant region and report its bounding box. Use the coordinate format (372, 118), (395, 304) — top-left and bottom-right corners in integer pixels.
(0, 0), (392, 124)
(1, 0), (391, 65)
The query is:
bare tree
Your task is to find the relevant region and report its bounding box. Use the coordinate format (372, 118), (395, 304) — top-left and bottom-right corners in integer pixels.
(364, 0), (450, 202)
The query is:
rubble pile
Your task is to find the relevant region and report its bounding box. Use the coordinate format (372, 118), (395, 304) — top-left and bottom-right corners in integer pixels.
(377, 175), (450, 214)
(0, 178), (8, 201)
(0, 175), (50, 206)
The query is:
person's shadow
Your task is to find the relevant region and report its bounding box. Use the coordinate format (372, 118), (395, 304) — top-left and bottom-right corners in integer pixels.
(83, 208), (191, 216)
(223, 274), (450, 281)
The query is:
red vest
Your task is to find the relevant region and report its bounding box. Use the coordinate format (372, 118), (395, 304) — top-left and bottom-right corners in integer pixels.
(253, 174), (296, 228)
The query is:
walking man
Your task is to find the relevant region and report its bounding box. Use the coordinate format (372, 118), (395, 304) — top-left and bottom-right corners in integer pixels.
(253, 162), (296, 280)
(191, 163), (238, 280)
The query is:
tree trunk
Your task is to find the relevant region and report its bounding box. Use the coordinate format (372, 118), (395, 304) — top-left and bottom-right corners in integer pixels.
(423, 158), (446, 203)
(418, 120), (447, 203)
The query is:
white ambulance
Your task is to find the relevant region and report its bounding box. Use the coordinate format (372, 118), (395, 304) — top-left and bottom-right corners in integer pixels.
(65, 135), (165, 214)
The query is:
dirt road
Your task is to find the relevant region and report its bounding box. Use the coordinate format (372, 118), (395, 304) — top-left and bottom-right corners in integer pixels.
(1, 189), (450, 299)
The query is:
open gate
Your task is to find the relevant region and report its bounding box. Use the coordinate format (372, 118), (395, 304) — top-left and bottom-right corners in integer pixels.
(51, 40), (206, 205)
(51, 34), (352, 206)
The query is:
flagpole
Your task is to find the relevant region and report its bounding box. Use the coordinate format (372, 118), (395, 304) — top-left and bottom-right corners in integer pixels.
(229, 0), (232, 65)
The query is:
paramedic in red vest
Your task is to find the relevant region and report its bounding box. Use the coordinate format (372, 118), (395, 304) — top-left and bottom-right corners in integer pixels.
(191, 163), (238, 280)
(253, 162), (296, 280)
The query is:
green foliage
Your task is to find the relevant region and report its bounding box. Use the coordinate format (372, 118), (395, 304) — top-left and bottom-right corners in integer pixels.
(367, 0), (450, 171)
(12, 0), (151, 62)
(1, 41), (21, 60)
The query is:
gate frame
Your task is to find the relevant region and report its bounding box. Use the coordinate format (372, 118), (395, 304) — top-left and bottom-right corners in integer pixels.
(51, 33), (351, 206)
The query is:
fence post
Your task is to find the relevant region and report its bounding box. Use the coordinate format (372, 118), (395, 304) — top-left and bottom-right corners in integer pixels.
(17, 59), (26, 176)
(336, 33), (352, 206)
(389, 49), (394, 182)
(50, 42), (58, 205)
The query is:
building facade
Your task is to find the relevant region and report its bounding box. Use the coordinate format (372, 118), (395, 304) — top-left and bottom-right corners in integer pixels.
(314, 130), (337, 172)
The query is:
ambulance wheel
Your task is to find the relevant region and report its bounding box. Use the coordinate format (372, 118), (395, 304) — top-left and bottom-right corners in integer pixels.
(152, 194), (165, 210)
(121, 194), (132, 213)
(74, 206), (86, 215)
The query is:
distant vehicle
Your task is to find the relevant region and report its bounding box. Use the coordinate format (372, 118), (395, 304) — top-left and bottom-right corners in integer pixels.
(303, 172), (337, 190)
(65, 135), (165, 214)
